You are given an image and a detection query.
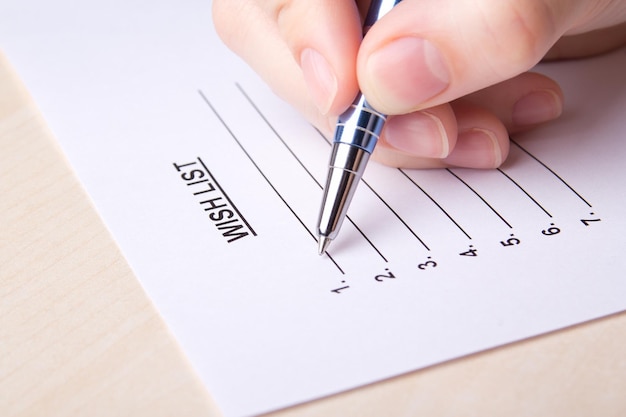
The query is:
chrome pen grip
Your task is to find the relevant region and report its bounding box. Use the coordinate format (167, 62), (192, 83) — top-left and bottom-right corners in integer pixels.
(334, 94), (387, 153)
(316, 0), (402, 253)
(318, 143), (371, 240)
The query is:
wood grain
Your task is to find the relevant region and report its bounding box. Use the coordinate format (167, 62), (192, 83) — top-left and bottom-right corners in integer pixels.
(0, 53), (220, 417)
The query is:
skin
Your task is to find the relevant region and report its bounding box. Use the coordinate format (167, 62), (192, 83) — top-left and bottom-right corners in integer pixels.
(212, 0), (626, 169)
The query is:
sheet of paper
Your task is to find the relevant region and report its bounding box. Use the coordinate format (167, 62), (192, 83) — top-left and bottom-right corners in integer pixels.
(2, 2), (626, 416)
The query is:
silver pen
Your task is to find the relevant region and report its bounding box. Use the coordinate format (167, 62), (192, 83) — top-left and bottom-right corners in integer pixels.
(317, 0), (401, 255)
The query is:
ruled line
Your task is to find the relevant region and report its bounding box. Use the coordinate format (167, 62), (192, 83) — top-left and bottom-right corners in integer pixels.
(235, 84), (318, 185)
(361, 179), (431, 251)
(497, 168), (552, 218)
(512, 139), (592, 207)
(198, 89), (344, 274)
(236, 84), (388, 263)
(399, 169), (472, 240)
(446, 168), (513, 229)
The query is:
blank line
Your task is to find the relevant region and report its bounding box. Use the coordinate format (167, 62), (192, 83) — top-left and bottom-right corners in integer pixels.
(447, 169), (513, 229)
(497, 168), (552, 218)
(198, 89), (344, 274)
(399, 169), (472, 240)
(316, 128), (331, 145)
(236, 84), (388, 263)
(327, 256), (345, 274)
(236, 84), (319, 184)
(361, 179), (431, 251)
(512, 139), (592, 207)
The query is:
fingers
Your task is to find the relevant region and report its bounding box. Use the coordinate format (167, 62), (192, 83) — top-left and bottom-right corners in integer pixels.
(378, 103), (457, 161)
(372, 102), (510, 169)
(213, 0), (567, 172)
(213, 0), (363, 118)
(371, 71), (564, 169)
(443, 102), (510, 169)
(271, 0), (363, 115)
(462, 72), (563, 133)
(544, 22), (626, 60)
(212, 0), (316, 125)
(356, 0), (584, 115)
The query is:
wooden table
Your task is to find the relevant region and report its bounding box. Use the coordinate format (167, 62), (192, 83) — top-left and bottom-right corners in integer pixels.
(2, 52), (626, 417)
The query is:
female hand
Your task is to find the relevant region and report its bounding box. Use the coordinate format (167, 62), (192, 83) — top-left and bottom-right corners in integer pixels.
(213, 0), (626, 168)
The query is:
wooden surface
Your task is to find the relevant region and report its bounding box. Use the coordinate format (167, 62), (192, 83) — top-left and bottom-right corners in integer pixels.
(1, 51), (626, 417)
(0, 54), (219, 417)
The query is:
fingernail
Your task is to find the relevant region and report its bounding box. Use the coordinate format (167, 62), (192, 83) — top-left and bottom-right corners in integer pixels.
(512, 90), (563, 126)
(300, 48), (337, 115)
(366, 37), (450, 111)
(445, 128), (502, 168)
(384, 111), (449, 158)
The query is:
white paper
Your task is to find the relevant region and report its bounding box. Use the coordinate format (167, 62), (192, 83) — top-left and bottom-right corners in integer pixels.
(2, 2), (626, 416)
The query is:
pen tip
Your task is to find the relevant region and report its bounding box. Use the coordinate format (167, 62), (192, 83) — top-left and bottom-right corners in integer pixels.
(318, 236), (332, 256)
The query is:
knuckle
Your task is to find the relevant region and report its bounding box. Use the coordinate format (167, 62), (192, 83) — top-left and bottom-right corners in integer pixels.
(212, 0), (260, 50)
(484, 1), (557, 75)
(274, 0), (304, 42)
(211, 0), (237, 46)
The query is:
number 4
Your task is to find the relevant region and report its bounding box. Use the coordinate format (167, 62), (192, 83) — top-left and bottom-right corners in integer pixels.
(459, 246), (478, 257)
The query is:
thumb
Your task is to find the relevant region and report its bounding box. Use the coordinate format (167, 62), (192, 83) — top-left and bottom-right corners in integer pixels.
(357, 0), (587, 114)
(213, 0), (364, 118)
(272, 0), (364, 115)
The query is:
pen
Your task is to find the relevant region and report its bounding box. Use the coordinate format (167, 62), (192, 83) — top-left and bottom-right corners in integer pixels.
(316, 0), (401, 255)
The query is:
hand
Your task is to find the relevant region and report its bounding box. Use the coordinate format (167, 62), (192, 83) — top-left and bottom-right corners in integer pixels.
(213, 0), (626, 168)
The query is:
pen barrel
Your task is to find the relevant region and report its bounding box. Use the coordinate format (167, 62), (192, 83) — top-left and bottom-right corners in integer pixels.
(317, 143), (371, 239)
(315, 0), (400, 249)
(318, 96), (386, 240)
(334, 94), (387, 153)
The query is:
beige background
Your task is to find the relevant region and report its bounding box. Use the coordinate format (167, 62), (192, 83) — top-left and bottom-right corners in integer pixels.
(2, 52), (625, 417)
